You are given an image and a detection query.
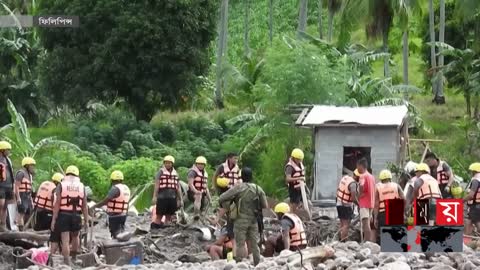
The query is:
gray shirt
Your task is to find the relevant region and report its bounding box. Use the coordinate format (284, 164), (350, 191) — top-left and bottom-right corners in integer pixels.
(0, 156), (13, 188)
(107, 186), (120, 200)
(280, 216), (294, 231)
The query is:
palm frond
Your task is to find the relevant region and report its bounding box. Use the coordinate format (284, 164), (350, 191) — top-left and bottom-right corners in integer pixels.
(129, 182), (154, 213)
(428, 41), (455, 51)
(7, 99), (33, 152)
(239, 122), (272, 161)
(344, 98), (359, 107)
(0, 124), (13, 134)
(32, 137), (80, 157)
(0, 2), (22, 30)
(390, 84), (423, 94)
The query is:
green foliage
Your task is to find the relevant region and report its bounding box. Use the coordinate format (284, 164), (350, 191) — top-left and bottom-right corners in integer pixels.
(109, 158), (159, 188)
(37, 0), (218, 120)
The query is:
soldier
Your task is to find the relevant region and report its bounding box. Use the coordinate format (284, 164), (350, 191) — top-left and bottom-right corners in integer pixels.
(218, 167), (267, 266)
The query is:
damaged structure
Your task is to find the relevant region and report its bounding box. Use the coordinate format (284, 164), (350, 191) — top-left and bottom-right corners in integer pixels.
(295, 105), (409, 207)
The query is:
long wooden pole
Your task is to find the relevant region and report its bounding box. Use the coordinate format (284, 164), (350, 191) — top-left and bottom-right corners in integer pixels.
(300, 182), (311, 221)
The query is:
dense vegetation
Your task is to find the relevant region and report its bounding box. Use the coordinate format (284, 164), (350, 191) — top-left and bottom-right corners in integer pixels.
(0, 0), (479, 208)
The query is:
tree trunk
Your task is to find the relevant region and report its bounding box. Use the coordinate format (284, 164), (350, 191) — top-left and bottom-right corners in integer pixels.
(327, 8), (333, 42)
(383, 30), (390, 78)
(474, 95), (480, 120)
(466, 93), (471, 118)
(269, 0), (274, 44)
(318, 0), (323, 39)
(215, 0), (229, 109)
(297, 0), (308, 37)
(428, 0), (437, 98)
(436, 0), (446, 103)
(244, 0), (250, 56)
(402, 30), (409, 85)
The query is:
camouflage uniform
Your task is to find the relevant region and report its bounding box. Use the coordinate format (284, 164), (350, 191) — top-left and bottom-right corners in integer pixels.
(218, 182), (267, 266)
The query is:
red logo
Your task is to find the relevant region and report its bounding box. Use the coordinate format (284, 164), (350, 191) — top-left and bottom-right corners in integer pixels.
(436, 199), (463, 226)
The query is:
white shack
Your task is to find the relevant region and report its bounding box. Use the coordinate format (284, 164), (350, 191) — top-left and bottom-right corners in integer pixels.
(295, 105), (409, 206)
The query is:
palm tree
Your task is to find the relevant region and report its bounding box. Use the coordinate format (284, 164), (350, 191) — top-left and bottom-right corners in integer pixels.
(318, 0), (324, 39)
(297, 0), (308, 37)
(327, 0), (342, 42)
(435, 0), (446, 104)
(215, 0), (229, 109)
(244, 0), (250, 56)
(428, 0), (438, 101)
(269, 0), (274, 44)
(366, 0), (394, 77)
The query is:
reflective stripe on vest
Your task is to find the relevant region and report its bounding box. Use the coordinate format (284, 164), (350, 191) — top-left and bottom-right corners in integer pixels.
(59, 176), (84, 212)
(192, 166), (208, 193)
(286, 159), (305, 188)
(158, 167), (179, 190)
(435, 161), (450, 185)
(417, 174), (442, 200)
(107, 183), (131, 214)
(220, 161), (241, 188)
(18, 169), (32, 193)
(283, 213), (307, 247)
(376, 182), (400, 212)
(467, 175), (480, 205)
(0, 162), (6, 181)
(336, 176), (355, 204)
(34, 181), (56, 211)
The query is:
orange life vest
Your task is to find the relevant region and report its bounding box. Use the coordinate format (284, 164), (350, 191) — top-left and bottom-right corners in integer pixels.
(0, 162), (6, 181)
(467, 174), (480, 205)
(17, 169), (32, 193)
(417, 174), (442, 200)
(376, 182), (401, 212)
(435, 161), (450, 185)
(107, 183), (130, 214)
(59, 176), (84, 212)
(191, 166), (208, 193)
(283, 213), (307, 248)
(336, 175), (356, 204)
(220, 161), (241, 188)
(158, 167), (179, 190)
(34, 181), (56, 211)
(285, 159), (305, 189)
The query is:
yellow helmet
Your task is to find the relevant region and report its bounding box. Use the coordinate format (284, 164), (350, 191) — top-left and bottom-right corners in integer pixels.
(0, 141), (12, 150)
(379, 169), (392, 181)
(195, 156), (207, 164)
(163, 155), (175, 164)
(65, 165), (79, 176)
(469, 163), (480, 173)
(291, 148), (304, 160)
(51, 173), (64, 183)
(415, 163), (430, 173)
(22, 157), (36, 167)
(217, 177), (229, 188)
(353, 169), (361, 177)
(451, 186), (463, 198)
(274, 202), (290, 214)
(110, 170), (124, 181)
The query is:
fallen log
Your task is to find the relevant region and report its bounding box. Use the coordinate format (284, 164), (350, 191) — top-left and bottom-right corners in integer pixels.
(0, 231), (49, 242)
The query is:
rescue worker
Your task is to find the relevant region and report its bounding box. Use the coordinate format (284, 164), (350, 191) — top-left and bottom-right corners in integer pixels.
(0, 141), (14, 232)
(402, 161), (417, 218)
(464, 163), (480, 236)
(409, 163), (442, 225)
(213, 153), (241, 193)
(285, 148), (306, 211)
(91, 170), (130, 238)
(218, 167), (267, 266)
(263, 203), (307, 257)
(51, 165), (88, 266)
(336, 170), (360, 242)
(187, 156), (211, 216)
(151, 155), (183, 228)
(206, 225), (235, 260)
(373, 170), (405, 242)
(424, 152), (454, 198)
(34, 173), (64, 231)
(356, 158), (375, 242)
(43, 173), (64, 255)
(15, 157), (36, 231)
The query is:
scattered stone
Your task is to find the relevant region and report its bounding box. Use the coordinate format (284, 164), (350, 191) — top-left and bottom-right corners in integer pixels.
(345, 241), (360, 250)
(362, 242), (381, 254)
(378, 261), (411, 270)
(315, 263), (326, 270)
(429, 265), (456, 270)
(358, 259), (374, 268)
(459, 261), (477, 270)
(334, 256), (352, 268)
(355, 248), (371, 261)
(235, 262), (249, 269)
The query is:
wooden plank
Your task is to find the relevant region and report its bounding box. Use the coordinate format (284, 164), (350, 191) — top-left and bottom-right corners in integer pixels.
(409, 138), (443, 142)
(295, 108), (310, 125)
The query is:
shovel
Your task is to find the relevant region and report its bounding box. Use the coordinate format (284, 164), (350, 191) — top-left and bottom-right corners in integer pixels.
(300, 182), (312, 221)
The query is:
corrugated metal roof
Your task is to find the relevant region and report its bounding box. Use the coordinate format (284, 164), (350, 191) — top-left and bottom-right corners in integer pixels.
(299, 105), (408, 127)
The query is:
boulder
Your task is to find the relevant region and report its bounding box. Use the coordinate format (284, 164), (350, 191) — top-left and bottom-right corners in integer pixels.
(378, 261), (411, 270)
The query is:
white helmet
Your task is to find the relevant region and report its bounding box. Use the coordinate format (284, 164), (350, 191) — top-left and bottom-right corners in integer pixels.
(404, 161), (418, 174)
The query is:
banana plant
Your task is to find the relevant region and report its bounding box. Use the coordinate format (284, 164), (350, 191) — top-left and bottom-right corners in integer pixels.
(0, 99), (80, 158)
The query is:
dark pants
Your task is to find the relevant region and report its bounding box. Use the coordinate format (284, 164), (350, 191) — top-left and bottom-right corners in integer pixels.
(17, 193), (33, 214)
(108, 214), (127, 238)
(156, 197), (177, 216)
(468, 205), (480, 223)
(0, 187), (14, 200)
(187, 190), (207, 211)
(336, 205), (354, 220)
(57, 211), (82, 233)
(275, 235), (307, 252)
(288, 187), (302, 204)
(34, 209), (53, 231)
